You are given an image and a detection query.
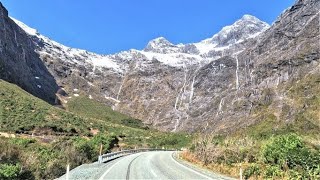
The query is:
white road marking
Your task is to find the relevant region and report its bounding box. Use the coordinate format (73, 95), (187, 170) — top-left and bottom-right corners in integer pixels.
(150, 168), (158, 178)
(170, 152), (213, 180)
(98, 159), (123, 180)
(98, 154), (138, 180)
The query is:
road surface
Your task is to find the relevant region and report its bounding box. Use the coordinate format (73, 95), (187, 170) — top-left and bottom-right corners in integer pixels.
(58, 151), (234, 180)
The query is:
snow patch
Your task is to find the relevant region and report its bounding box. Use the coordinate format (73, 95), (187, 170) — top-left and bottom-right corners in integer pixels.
(12, 17), (124, 73)
(87, 82), (95, 87)
(91, 56), (123, 73)
(105, 95), (120, 103)
(142, 51), (201, 67)
(11, 17), (38, 36)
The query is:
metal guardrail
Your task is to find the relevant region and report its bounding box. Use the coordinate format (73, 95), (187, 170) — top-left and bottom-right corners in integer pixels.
(98, 148), (175, 163)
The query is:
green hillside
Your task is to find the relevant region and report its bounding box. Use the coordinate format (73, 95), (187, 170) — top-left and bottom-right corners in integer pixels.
(0, 80), (92, 135)
(0, 80), (191, 179)
(66, 96), (147, 129)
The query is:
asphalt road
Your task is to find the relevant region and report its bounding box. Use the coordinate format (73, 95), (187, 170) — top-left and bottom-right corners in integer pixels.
(58, 151), (234, 180)
(97, 151), (232, 180)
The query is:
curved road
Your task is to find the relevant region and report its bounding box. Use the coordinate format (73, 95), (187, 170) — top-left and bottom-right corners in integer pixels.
(59, 151), (234, 180)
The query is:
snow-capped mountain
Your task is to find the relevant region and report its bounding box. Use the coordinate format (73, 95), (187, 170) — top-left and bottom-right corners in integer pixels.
(194, 15), (269, 55)
(9, 14), (272, 132)
(2, 0), (319, 133)
(12, 17), (125, 73)
(12, 14), (269, 69)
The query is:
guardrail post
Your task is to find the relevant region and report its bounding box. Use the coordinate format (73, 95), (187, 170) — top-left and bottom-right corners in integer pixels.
(98, 155), (103, 163)
(66, 164), (70, 180)
(239, 163), (243, 180)
(99, 144), (103, 155)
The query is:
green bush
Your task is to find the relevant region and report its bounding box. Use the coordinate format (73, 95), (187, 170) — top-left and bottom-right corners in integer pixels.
(262, 133), (320, 179)
(264, 165), (282, 178)
(121, 119), (147, 129)
(0, 163), (21, 179)
(262, 133), (303, 166)
(73, 134), (112, 160)
(149, 133), (190, 149)
(224, 149), (240, 165)
(9, 138), (35, 147)
(159, 138), (178, 147)
(243, 164), (261, 179)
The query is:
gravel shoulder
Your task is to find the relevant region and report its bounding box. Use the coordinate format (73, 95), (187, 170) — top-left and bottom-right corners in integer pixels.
(172, 151), (236, 180)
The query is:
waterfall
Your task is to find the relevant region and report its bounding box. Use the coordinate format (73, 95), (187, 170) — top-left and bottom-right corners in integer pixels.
(174, 95), (180, 110)
(173, 117), (180, 132)
(22, 47), (26, 61)
(276, 75), (280, 86)
(204, 122), (209, 131)
(116, 70), (128, 102)
(14, 31), (18, 46)
(174, 67), (187, 110)
(235, 55), (239, 90)
(216, 97), (225, 116)
(116, 77), (125, 101)
(189, 76), (196, 104)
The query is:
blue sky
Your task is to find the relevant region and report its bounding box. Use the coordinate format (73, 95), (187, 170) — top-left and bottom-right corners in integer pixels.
(2, 0), (295, 54)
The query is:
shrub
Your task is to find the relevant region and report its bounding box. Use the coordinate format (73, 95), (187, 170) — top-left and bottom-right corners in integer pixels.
(0, 163), (21, 179)
(262, 133), (320, 179)
(9, 138), (35, 147)
(120, 119), (146, 129)
(243, 164), (261, 179)
(224, 149), (240, 165)
(264, 165), (282, 178)
(261, 133), (303, 167)
(158, 138), (179, 147)
(73, 134), (112, 161)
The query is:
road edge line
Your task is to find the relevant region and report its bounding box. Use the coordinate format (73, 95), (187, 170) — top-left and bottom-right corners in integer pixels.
(170, 151), (213, 180)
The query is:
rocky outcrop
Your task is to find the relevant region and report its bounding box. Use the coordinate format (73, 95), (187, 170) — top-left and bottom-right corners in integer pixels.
(0, 3), (59, 104)
(3, 0), (319, 133)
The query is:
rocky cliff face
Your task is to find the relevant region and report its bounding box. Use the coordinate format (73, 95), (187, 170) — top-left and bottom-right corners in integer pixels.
(189, 0), (320, 133)
(0, 3), (59, 104)
(3, 0), (319, 133)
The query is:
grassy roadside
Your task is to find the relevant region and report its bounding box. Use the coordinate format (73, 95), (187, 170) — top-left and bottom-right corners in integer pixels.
(181, 133), (320, 179)
(180, 74), (320, 179)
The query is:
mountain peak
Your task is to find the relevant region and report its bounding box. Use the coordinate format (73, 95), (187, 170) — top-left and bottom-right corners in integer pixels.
(240, 14), (261, 22)
(232, 14), (269, 29)
(151, 36), (169, 42)
(146, 37), (172, 47)
(198, 14), (269, 47)
(144, 37), (174, 52)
